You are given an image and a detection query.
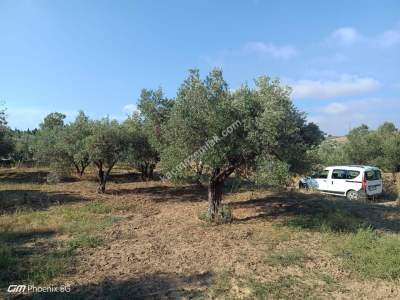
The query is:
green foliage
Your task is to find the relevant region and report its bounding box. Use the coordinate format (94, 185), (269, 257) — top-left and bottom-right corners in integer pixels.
(67, 233), (104, 250)
(0, 104), (14, 158)
(87, 118), (127, 168)
(266, 249), (306, 267)
(11, 130), (36, 164)
(137, 87), (174, 150)
(373, 123), (400, 174)
(338, 228), (400, 279)
(87, 117), (128, 192)
(39, 112), (66, 130)
(247, 275), (313, 300)
(345, 125), (379, 165)
(83, 201), (112, 214)
(343, 122), (400, 172)
(26, 247), (75, 284)
(123, 113), (158, 179)
(62, 111), (92, 175)
(315, 140), (350, 167)
(161, 69), (323, 217)
(285, 207), (366, 233)
(252, 156), (291, 186)
(34, 112), (67, 170)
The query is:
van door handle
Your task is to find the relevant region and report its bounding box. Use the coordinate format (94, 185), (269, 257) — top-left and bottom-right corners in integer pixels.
(331, 181), (333, 184)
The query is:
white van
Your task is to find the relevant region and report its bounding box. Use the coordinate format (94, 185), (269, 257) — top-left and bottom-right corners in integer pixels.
(299, 165), (383, 200)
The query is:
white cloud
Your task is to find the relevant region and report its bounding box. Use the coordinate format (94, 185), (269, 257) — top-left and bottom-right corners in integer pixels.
(202, 41), (298, 66)
(378, 30), (400, 47)
(123, 103), (138, 114)
(291, 75), (381, 99)
(243, 42), (298, 59)
(326, 25), (400, 48)
(329, 27), (361, 45)
(307, 98), (400, 135)
(321, 102), (349, 114)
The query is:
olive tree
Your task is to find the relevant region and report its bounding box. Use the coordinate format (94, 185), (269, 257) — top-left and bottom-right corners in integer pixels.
(87, 118), (127, 193)
(315, 140), (350, 167)
(35, 112), (92, 177)
(161, 69), (323, 220)
(373, 122), (400, 182)
(34, 112), (67, 171)
(0, 105), (13, 159)
(123, 113), (158, 180)
(345, 125), (380, 165)
(11, 130), (36, 165)
(137, 88), (174, 151)
(62, 111), (92, 176)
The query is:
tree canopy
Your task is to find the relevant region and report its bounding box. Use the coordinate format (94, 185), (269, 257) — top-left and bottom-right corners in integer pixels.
(161, 69), (324, 219)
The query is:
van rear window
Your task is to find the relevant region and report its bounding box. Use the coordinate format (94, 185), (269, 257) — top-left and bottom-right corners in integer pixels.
(365, 170), (381, 181)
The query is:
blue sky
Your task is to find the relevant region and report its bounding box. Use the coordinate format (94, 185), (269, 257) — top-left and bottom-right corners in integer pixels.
(1, 0), (399, 135)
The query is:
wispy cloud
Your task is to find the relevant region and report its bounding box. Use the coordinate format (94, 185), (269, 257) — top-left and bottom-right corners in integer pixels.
(202, 41), (298, 67)
(326, 25), (400, 48)
(328, 27), (362, 45)
(123, 103), (138, 114)
(309, 98), (400, 135)
(291, 75), (381, 99)
(243, 42), (298, 59)
(320, 102), (349, 114)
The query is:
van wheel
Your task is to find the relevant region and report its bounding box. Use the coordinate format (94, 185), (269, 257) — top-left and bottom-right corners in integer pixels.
(346, 190), (359, 201)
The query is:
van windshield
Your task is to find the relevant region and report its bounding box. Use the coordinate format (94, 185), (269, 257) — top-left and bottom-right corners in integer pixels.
(365, 170), (381, 181)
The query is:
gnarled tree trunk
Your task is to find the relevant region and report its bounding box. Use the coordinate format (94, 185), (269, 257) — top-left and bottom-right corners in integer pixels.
(207, 156), (249, 220)
(94, 161), (115, 193)
(208, 172), (224, 219)
(96, 162), (106, 193)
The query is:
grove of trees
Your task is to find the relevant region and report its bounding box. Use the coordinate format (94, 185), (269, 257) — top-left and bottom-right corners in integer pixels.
(1, 69), (399, 217)
(317, 123), (400, 182)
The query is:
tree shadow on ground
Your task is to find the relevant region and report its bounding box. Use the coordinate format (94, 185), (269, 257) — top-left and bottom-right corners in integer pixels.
(0, 170), (49, 184)
(231, 192), (400, 233)
(109, 185), (207, 203)
(0, 169), (79, 184)
(0, 190), (88, 214)
(0, 229), (60, 292)
(107, 172), (142, 184)
(19, 272), (213, 299)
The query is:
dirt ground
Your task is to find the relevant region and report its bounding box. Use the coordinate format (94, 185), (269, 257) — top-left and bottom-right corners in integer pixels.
(1, 167), (400, 299)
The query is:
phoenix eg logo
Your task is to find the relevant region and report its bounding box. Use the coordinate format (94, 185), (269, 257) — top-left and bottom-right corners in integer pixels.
(7, 285), (27, 293)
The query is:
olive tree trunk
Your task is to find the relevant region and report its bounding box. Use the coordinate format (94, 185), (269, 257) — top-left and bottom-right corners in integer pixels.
(208, 177), (224, 218)
(95, 161), (115, 193)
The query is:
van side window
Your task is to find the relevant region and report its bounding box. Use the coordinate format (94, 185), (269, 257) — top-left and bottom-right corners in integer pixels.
(317, 170), (329, 179)
(347, 170), (360, 179)
(332, 169), (347, 179)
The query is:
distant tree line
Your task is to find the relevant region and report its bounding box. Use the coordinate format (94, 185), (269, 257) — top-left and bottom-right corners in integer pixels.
(315, 123), (400, 182)
(0, 69), (326, 220)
